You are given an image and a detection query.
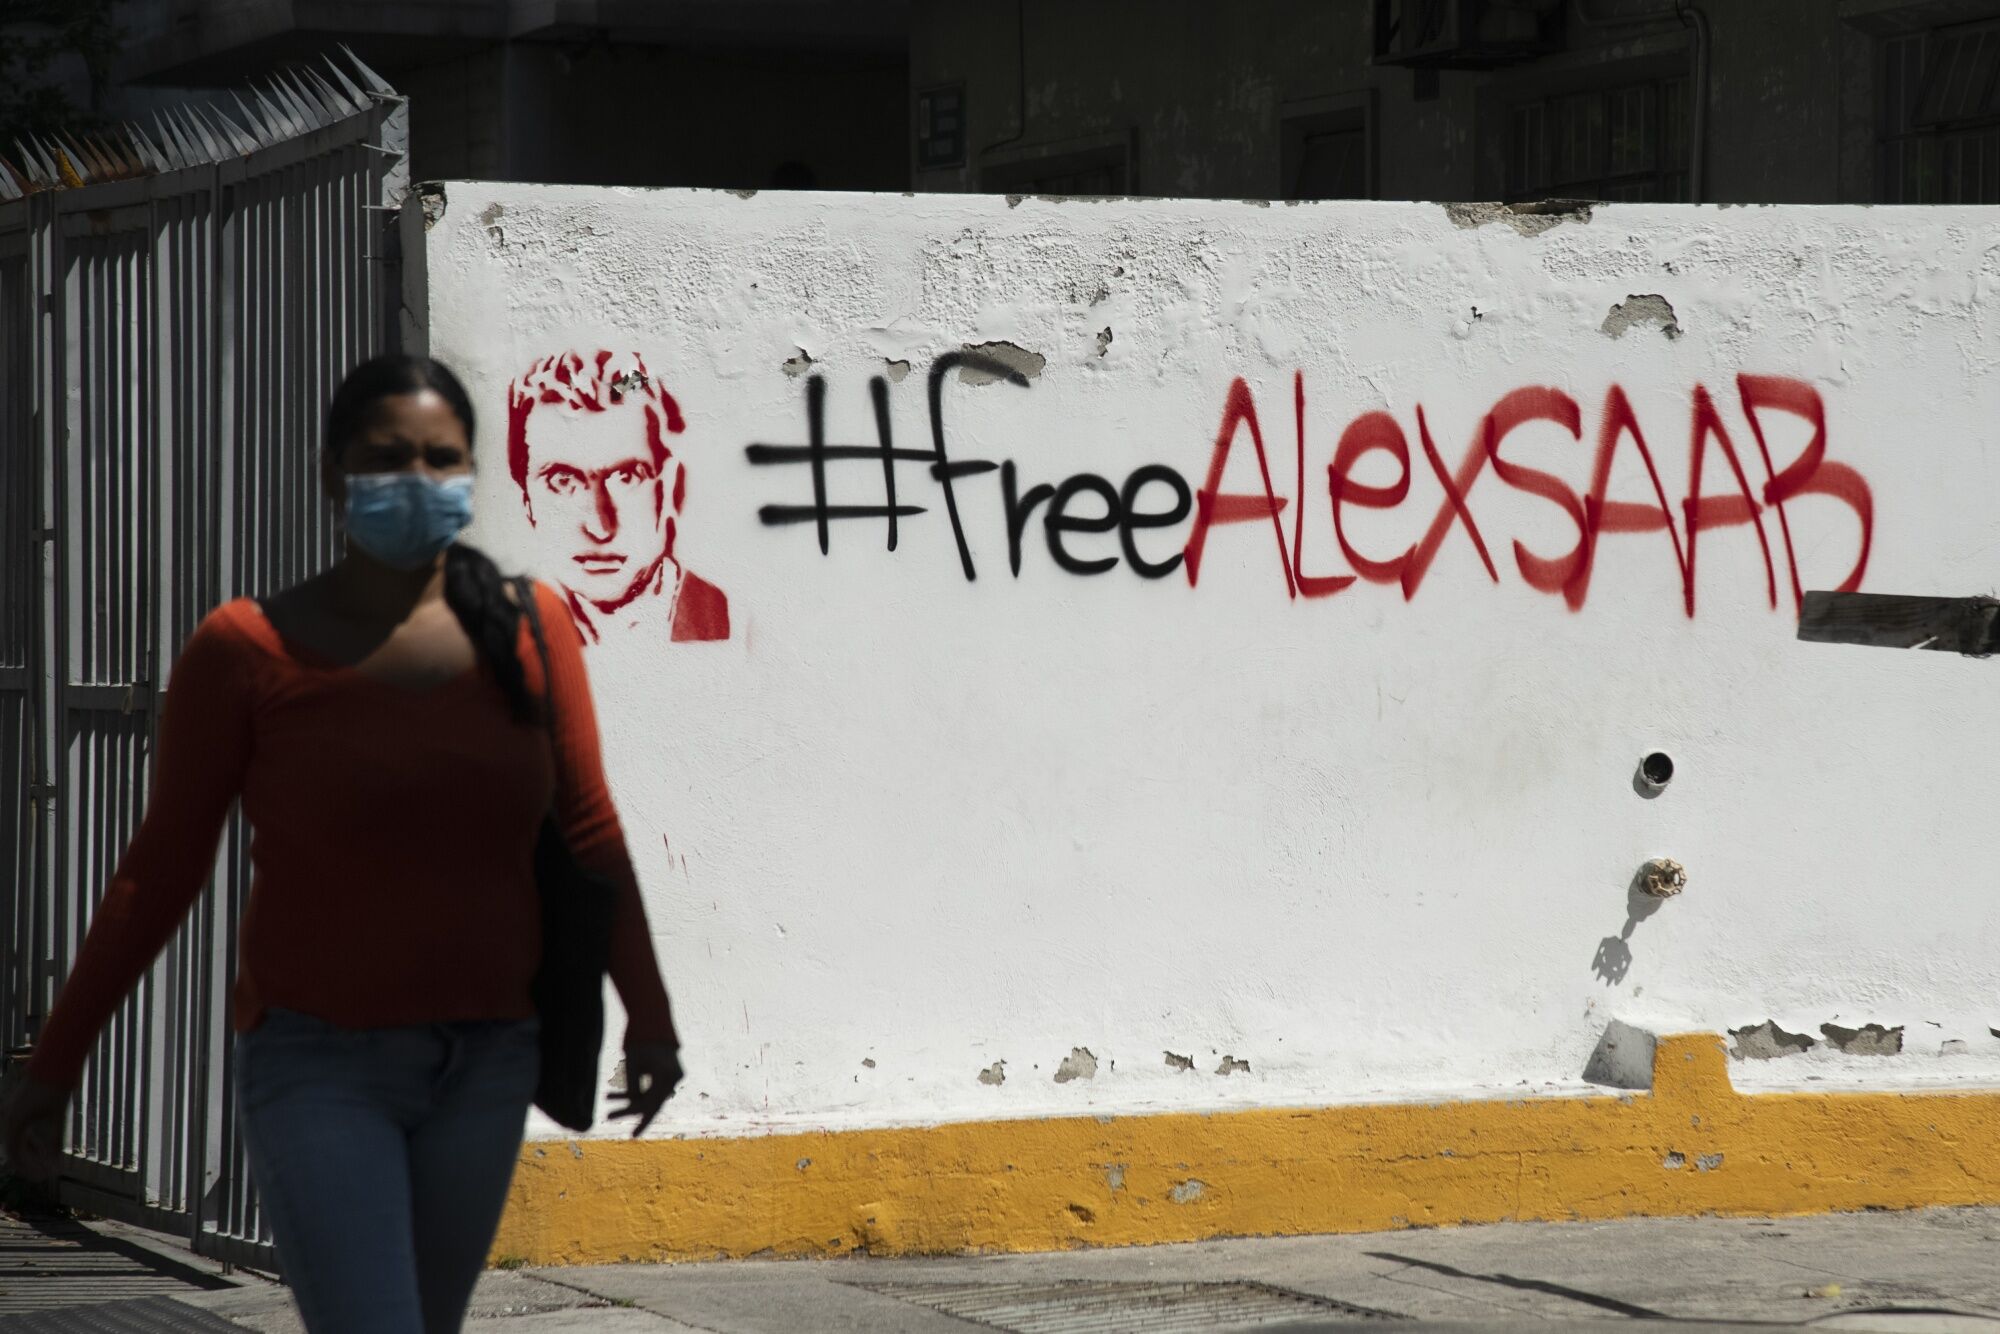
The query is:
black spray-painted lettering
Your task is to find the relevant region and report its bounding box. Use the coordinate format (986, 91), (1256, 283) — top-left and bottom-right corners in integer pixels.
(750, 353), (1192, 580)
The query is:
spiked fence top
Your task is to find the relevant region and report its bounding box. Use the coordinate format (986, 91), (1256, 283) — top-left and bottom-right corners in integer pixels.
(0, 46), (398, 203)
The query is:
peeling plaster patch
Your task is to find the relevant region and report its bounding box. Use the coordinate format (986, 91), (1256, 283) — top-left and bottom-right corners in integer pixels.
(1601, 294), (1683, 341)
(883, 359), (910, 384)
(1444, 199), (1594, 237)
(1054, 1047), (1098, 1083)
(958, 340), (1046, 384)
(1215, 1056), (1251, 1076)
(1821, 1022), (1904, 1055)
(1067, 1203), (1096, 1224)
(477, 202), (505, 247)
(1006, 193), (1139, 208)
(418, 183), (446, 230)
(782, 349), (815, 378)
(1729, 1020), (1818, 1061)
(1164, 1051), (1195, 1072)
(1169, 1179), (1207, 1204)
(1105, 1164), (1126, 1191)
(1088, 282), (1110, 306)
(1662, 1151), (1686, 1170)
(607, 1059), (628, 1094)
(568, 1141), (584, 1160)
(727, 188), (757, 199)
(609, 368), (650, 397)
(1696, 1153), (1725, 1172)
(1095, 327), (1114, 357)
(1240, 198), (1272, 208)
(1943, 1040), (1970, 1055)
(861, 1058), (876, 1068)
(978, 1060), (1006, 1086)
(796, 1158), (812, 1172)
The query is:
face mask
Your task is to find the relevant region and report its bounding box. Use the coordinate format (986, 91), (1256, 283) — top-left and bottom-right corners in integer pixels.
(343, 472), (475, 570)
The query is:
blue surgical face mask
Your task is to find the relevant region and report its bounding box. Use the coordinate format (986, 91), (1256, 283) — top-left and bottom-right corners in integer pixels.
(342, 472), (475, 570)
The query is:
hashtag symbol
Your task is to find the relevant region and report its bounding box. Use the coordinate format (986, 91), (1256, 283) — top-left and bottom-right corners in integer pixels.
(748, 374), (932, 553)
(751, 356), (1017, 579)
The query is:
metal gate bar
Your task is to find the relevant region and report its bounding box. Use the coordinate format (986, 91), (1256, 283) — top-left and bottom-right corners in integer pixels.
(0, 53), (406, 1268)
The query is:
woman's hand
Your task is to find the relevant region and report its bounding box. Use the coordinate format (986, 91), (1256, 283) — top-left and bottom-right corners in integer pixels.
(2, 1075), (70, 1183)
(608, 1042), (683, 1138)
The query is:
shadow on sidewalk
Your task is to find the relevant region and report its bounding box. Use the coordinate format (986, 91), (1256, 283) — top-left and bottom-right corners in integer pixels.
(0, 1209), (234, 1319)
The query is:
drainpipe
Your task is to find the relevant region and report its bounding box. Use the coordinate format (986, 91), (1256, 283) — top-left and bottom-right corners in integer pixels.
(980, 0), (1028, 158)
(1676, 0), (1711, 204)
(1571, 0), (1711, 203)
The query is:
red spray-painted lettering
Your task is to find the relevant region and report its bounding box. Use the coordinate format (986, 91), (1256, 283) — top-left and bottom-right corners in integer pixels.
(1184, 374), (1874, 616)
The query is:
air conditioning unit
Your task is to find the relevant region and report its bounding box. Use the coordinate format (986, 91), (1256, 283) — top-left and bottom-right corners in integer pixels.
(1373, 0), (1567, 68)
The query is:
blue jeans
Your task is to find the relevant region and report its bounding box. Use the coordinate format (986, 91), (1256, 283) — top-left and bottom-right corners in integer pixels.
(236, 1008), (539, 1334)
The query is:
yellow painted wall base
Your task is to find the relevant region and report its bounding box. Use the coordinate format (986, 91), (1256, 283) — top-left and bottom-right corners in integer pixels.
(493, 1035), (2000, 1265)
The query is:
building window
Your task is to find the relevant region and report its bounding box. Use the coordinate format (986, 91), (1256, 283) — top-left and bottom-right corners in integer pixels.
(1507, 76), (1688, 202)
(1879, 21), (2000, 203)
(1282, 100), (1374, 200)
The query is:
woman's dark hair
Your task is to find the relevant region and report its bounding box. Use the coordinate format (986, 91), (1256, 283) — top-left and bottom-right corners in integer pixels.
(325, 353), (535, 723)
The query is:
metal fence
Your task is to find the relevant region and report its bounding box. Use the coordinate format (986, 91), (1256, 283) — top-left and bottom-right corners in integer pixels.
(0, 52), (406, 1269)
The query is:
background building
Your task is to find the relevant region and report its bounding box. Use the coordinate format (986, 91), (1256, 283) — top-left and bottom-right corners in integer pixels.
(106, 0), (911, 189)
(910, 0), (2000, 205)
(67, 0), (2000, 204)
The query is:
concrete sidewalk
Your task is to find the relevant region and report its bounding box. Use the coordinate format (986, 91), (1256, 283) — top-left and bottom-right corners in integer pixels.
(14, 1206), (2000, 1332)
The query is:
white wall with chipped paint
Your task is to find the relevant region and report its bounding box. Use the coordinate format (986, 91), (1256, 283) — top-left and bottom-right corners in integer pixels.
(413, 185), (2000, 1138)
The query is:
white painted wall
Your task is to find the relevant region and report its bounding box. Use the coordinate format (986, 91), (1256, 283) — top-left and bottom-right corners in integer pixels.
(417, 186), (2000, 1138)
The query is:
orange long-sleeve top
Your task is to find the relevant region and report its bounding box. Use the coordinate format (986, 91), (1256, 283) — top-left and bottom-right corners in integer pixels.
(28, 581), (676, 1090)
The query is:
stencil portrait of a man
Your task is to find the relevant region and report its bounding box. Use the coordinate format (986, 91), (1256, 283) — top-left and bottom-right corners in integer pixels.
(507, 350), (730, 645)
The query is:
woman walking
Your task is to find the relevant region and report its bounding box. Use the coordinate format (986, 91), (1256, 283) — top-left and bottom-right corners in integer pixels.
(1, 355), (683, 1333)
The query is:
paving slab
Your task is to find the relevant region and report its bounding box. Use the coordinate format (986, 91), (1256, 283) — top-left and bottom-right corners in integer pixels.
(538, 1208), (2000, 1330)
(463, 1312), (698, 1332)
(160, 1283), (298, 1334)
(546, 1262), (991, 1333)
(6, 1203), (1998, 1331)
(168, 1268), (674, 1332)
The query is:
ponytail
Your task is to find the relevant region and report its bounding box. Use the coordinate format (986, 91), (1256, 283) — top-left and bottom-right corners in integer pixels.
(445, 543), (536, 724)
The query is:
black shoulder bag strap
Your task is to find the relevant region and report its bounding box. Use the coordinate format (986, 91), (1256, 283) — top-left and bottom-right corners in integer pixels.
(514, 579), (616, 1132)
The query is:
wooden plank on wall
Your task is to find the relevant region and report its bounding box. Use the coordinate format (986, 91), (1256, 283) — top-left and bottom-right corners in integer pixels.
(1797, 591), (2000, 654)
